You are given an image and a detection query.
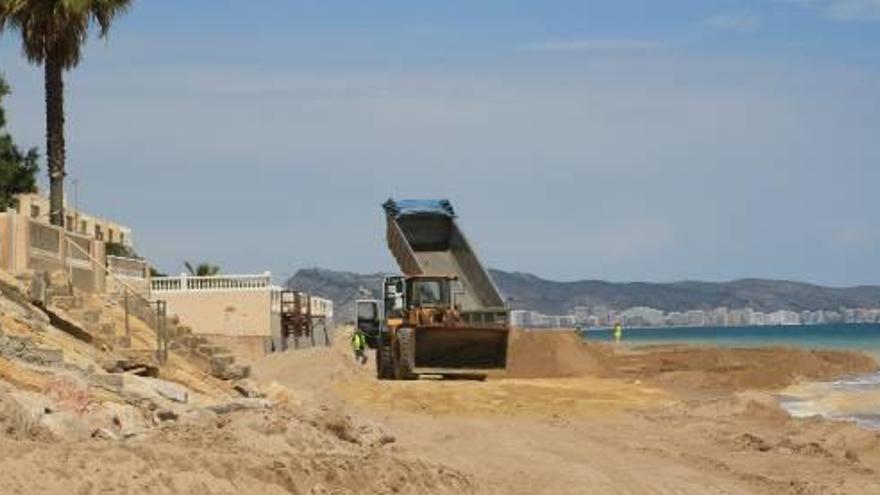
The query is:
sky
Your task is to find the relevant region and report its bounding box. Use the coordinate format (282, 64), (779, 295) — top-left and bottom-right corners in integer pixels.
(1, 0), (879, 286)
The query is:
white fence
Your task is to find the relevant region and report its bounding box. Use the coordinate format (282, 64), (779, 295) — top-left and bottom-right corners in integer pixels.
(151, 273), (272, 293)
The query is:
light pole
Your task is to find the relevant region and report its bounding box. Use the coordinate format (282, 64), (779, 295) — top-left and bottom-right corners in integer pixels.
(72, 178), (80, 232)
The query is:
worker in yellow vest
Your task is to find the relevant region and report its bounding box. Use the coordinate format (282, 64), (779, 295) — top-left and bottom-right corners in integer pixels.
(351, 328), (368, 364)
(613, 322), (623, 344)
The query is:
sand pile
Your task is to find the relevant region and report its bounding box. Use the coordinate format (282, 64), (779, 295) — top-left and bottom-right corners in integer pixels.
(0, 404), (473, 494)
(608, 345), (879, 393)
(505, 329), (610, 378)
(251, 326), (370, 399)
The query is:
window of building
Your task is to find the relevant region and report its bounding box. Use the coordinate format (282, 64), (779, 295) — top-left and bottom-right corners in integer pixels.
(95, 225), (104, 241)
(80, 220), (87, 234)
(66, 216), (74, 232)
(108, 228), (115, 243)
(30, 204), (39, 218)
(119, 232), (125, 244)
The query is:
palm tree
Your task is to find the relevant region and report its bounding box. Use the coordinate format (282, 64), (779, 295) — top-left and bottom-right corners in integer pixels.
(0, 0), (132, 227)
(184, 261), (221, 277)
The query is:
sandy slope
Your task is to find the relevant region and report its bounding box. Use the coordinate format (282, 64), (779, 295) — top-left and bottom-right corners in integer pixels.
(2, 300), (879, 495)
(253, 328), (880, 494)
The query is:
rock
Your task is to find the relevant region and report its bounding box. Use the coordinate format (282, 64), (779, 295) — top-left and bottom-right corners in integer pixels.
(152, 409), (179, 425)
(91, 373), (125, 393)
(210, 354), (235, 371)
(126, 375), (190, 404)
(177, 408), (218, 426)
(233, 379), (263, 398)
(207, 398), (273, 415)
(262, 381), (301, 406)
(27, 347), (64, 366)
(3, 391), (52, 437)
(91, 428), (120, 441)
(40, 411), (91, 441)
(210, 360), (250, 381)
(845, 449), (861, 463)
(93, 402), (148, 438)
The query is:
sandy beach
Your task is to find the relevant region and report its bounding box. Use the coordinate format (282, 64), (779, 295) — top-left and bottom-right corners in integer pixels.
(1, 327), (879, 494)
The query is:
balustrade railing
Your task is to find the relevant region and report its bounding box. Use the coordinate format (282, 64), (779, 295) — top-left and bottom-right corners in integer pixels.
(151, 273), (272, 293)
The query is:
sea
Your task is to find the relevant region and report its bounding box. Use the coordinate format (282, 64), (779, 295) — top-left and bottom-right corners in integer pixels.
(582, 324), (880, 429)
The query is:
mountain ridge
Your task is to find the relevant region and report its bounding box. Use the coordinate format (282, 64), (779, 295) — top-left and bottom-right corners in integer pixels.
(286, 268), (880, 321)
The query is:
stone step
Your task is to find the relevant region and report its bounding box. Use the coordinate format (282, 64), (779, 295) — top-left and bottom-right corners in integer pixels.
(210, 360), (250, 381)
(209, 354), (235, 369)
(81, 309), (103, 325)
(49, 295), (82, 311)
(195, 345), (226, 358)
(178, 334), (209, 348)
(118, 349), (159, 366)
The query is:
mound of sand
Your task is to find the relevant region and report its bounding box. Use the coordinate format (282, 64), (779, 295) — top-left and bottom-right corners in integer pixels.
(251, 326), (371, 399)
(505, 329), (610, 378)
(0, 404), (473, 494)
(607, 345), (879, 393)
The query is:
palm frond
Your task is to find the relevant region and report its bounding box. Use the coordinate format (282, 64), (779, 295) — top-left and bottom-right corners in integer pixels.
(0, 0), (132, 67)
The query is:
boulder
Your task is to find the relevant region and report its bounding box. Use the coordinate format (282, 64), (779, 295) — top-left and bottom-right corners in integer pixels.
(39, 410), (91, 441)
(233, 379), (264, 398)
(125, 375), (190, 404)
(207, 398), (272, 415)
(91, 402), (148, 438)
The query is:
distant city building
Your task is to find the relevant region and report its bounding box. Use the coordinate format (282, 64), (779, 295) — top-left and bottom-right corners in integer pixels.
(513, 303), (880, 329)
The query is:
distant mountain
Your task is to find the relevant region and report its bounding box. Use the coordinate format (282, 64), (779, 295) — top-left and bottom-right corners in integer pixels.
(286, 268), (880, 321)
(286, 268), (387, 321)
(489, 271), (880, 315)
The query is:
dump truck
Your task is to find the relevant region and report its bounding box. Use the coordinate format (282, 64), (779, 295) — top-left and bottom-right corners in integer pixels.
(376, 199), (510, 380)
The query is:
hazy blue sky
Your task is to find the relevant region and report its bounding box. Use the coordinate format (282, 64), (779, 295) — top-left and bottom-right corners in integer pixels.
(1, 1), (879, 285)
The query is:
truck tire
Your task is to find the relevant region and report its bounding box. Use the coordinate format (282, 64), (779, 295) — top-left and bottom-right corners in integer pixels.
(394, 327), (417, 380)
(376, 334), (395, 380)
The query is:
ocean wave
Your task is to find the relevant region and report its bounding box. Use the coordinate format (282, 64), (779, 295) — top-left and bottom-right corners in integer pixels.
(830, 372), (880, 390)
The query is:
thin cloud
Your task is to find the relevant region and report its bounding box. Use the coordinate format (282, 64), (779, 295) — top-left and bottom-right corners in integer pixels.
(783, 0), (880, 21)
(827, 0), (880, 20)
(703, 13), (762, 32)
(521, 38), (664, 53)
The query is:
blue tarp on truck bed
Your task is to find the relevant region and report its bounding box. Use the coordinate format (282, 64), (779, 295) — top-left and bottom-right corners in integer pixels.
(383, 199), (456, 218)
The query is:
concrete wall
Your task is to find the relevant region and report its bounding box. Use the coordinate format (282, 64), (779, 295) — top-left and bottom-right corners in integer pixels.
(14, 193), (133, 247)
(161, 289), (271, 338)
(0, 212), (106, 293)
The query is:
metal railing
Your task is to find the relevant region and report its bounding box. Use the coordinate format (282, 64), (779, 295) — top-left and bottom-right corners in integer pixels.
(64, 237), (169, 363)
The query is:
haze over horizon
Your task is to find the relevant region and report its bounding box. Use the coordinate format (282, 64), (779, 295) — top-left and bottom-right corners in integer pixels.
(1, 1), (878, 286)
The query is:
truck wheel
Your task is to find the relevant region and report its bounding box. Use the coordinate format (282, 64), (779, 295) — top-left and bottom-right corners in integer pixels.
(394, 328), (417, 380)
(376, 339), (394, 380)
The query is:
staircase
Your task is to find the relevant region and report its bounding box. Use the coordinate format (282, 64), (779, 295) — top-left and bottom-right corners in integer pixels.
(41, 271), (250, 381)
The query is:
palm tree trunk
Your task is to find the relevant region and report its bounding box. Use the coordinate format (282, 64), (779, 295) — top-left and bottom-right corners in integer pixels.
(45, 54), (66, 227)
